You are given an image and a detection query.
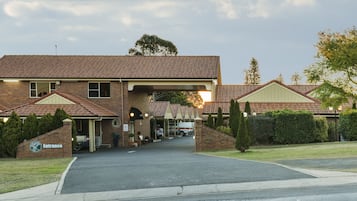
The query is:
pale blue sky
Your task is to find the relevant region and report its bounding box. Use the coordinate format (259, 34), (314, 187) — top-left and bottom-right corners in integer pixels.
(0, 0), (356, 84)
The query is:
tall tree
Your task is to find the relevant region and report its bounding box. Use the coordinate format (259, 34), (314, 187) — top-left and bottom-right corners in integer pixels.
(22, 113), (39, 140)
(305, 27), (357, 108)
(236, 113), (250, 152)
(291, 72), (302, 85)
(230, 101), (241, 137)
(2, 112), (22, 157)
(216, 107), (223, 127)
(128, 34), (178, 56)
(244, 101), (252, 115)
(244, 57), (261, 85)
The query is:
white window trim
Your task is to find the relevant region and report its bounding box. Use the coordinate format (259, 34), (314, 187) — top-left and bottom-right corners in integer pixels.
(29, 82), (56, 98)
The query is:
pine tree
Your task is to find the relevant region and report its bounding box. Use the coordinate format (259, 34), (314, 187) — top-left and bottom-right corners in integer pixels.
(207, 114), (214, 128)
(244, 57), (261, 85)
(216, 107), (223, 127)
(3, 112), (22, 157)
(236, 113), (250, 152)
(231, 101), (241, 137)
(22, 113), (39, 141)
(244, 101), (252, 115)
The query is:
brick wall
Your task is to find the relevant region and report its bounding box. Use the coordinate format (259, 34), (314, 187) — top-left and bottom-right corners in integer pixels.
(16, 119), (73, 159)
(195, 119), (235, 152)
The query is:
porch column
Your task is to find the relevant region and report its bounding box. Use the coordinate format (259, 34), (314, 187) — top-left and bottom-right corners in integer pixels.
(89, 119), (96, 152)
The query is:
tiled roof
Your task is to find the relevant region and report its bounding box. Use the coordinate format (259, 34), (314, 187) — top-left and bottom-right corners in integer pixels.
(149, 101), (170, 117)
(0, 91), (117, 118)
(0, 103), (7, 112)
(0, 55), (220, 80)
(202, 102), (336, 115)
(215, 81), (319, 102)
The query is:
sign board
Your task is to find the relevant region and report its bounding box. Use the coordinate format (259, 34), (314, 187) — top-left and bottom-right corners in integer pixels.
(123, 124), (129, 132)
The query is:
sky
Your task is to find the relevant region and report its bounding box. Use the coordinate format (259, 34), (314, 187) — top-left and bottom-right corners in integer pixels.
(0, 0), (356, 84)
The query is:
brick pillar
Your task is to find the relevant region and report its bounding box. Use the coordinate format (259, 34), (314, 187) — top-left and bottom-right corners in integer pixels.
(62, 118), (73, 157)
(194, 118), (203, 152)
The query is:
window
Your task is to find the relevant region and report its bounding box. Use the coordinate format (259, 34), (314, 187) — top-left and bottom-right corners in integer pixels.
(30, 82), (56, 98)
(88, 83), (110, 98)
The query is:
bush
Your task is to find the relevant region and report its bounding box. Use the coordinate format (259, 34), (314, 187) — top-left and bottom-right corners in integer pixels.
(313, 117), (328, 142)
(216, 126), (232, 136)
(236, 113), (250, 152)
(248, 116), (274, 145)
(327, 121), (338, 141)
(2, 112), (22, 157)
(22, 113), (39, 141)
(0, 121), (5, 157)
(339, 110), (357, 141)
(271, 110), (315, 144)
(38, 113), (54, 135)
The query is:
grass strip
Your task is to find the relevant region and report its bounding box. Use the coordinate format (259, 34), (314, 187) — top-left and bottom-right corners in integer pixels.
(0, 158), (72, 194)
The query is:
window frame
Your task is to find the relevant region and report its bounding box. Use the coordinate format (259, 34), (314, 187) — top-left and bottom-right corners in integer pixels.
(88, 82), (111, 98)
(29, 82), (56, 98)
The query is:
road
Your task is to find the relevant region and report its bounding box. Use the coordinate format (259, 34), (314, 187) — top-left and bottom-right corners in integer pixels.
(62, 137), (312, 194)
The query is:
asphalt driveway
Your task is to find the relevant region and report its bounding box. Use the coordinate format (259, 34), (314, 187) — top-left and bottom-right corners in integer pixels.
(62, 137), (312, 194)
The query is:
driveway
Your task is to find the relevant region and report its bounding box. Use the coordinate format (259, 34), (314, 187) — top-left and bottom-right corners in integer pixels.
(62, 137), (312, 194)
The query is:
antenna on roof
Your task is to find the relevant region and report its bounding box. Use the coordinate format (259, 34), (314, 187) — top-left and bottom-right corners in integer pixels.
(55, 44), (58, 56)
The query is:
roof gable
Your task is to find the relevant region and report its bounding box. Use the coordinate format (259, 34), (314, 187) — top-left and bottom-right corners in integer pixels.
(237, 81), (316, 103)
(35, 93), (75, 105)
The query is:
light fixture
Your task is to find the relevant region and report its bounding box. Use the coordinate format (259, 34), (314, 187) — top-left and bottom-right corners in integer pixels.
(144, 113), (149, 118)
(243, 112), (248, 117)
(3, 79), (19, 83)
(130, 112), (135, 117)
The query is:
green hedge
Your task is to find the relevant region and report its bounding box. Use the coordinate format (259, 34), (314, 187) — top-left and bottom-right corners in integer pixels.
(313, 117), (328, 142)
(339, 110), (357, 141)
(269, 110), (315, 144)
(248, 116), (274, 145)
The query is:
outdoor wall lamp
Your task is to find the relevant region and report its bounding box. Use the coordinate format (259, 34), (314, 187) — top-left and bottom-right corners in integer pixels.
(144, 113), (149, 118)
(130, 112), (135, 118)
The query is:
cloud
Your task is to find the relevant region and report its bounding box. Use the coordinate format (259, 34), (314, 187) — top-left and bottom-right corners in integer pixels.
(3, 1), (41, 17)
(132, 1), (179, 18)
(213, 0), (238, 19)
(3, 1), (105, 18)
(247, 0), (272, 18)
(284, 0), (316, 7)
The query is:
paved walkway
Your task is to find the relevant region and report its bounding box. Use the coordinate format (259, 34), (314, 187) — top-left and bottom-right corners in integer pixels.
(1, 137), (357, 201)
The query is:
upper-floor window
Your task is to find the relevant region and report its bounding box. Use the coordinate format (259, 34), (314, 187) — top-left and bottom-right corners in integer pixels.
(88, 83), (110, 98)
(30, 82), (56, 98)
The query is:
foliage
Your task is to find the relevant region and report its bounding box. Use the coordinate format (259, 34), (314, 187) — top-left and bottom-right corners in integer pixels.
(229, 100), (241, 137)
(22, 113), (39, 141)
(128, 34), (178, 56)
(244, 57), (261, 85)
(53, 108), (70, 129)
(236, 113), (250, 152)
(38, 113), (54, 135)
(216, 107), (223, 128)
(0, 121), (5, 157)
(291, 72), (302, 85)
(304, 27), (357, 107)
(327, 121), (338, 142)
(271, 110), (315, 144)
(244, 101), (252, 115)
(207, 114), (214, 128)
(229, 99), (235, 129)
(216, 126), (231, 136)
(248, 116), (274, 145)
(339, 110), (357, 141)
(153, 91), (193, 107)
(2, 112), (22, 157)
(313, 117), (328, 142)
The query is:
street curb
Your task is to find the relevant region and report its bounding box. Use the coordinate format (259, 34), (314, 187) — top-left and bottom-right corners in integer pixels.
(55, 157), (77, 195)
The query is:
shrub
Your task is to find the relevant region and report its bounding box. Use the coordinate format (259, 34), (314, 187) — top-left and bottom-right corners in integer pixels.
(216, 126), (232, 136)
(230, 101), (241, 137)
(2, 112), (22, 157)
(216, 107), (223, 128)
(207, 114), (214, 128)
(22, 113), (39, 141)
(271, 110), (315, 144)
(327, 121), (337, 141)
(38, 113), (54, 135)
(339, 110), (357, 141)
(248, 116), (274, 145)
(313, 117), (328, 142)
(236, 113), (250, 152)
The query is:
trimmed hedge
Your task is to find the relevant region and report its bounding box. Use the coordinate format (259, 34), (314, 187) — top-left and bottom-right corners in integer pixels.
(339, 110), (357, 141)
(313, 117), (328, 142)
(248, 116), (274, 145)
(269, 110), (315, 144)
